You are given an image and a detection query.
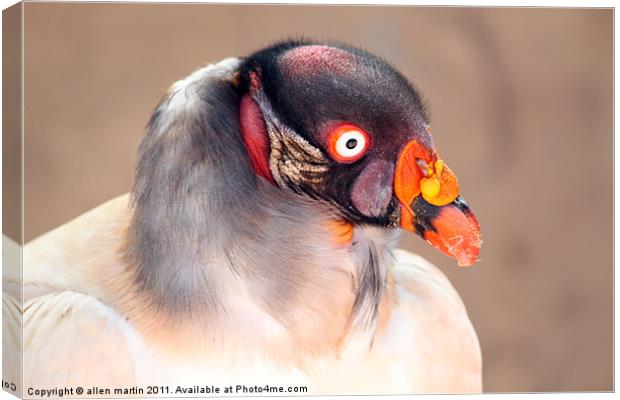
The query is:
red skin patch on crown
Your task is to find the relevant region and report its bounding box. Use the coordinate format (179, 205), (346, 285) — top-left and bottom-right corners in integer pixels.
(280, 45), (357, 77)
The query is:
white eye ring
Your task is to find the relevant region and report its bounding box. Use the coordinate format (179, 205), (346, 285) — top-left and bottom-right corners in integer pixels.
(334, 130), (368, 160)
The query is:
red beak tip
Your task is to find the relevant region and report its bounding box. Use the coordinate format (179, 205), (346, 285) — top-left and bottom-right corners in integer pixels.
(456, 254), (480, 267)
(451, 242), (481, 267)
(425, 230), (482, 267)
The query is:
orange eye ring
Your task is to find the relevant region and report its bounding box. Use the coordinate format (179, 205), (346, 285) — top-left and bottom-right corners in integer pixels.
(327, 123), (370, 163)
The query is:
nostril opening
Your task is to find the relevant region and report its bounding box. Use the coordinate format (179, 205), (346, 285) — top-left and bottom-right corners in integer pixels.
(416, 159), (430, 177)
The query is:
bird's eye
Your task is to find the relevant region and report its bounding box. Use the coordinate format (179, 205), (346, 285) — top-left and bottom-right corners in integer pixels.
(328, 124), (370, 163)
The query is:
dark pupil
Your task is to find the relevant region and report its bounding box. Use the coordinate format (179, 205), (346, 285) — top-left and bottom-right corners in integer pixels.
(345, 138), (358, 149)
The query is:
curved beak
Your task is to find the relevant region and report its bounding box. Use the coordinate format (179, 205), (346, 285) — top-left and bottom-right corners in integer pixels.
(409, 195), (481, 267)
(394, 140), (482, 267)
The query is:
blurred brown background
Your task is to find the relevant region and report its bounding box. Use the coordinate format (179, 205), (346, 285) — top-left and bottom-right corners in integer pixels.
(17, 3), (612, 393)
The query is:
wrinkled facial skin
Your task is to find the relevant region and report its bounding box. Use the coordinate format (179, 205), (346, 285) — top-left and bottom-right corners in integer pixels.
(237, 41), (482, 266)
(238, 42), (434, 226)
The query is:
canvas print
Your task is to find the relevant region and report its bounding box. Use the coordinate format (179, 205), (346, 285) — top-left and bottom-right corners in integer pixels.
(2, 2), (613, 398)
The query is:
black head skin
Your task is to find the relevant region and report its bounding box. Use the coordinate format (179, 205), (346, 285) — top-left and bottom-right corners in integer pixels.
(236, 40), (435, 227)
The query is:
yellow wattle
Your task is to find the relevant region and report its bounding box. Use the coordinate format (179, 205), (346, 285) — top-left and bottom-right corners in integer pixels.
(420, 176), (441, 199)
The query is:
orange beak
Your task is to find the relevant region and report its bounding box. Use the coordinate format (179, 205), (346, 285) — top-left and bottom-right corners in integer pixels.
(394, 140), (482, 267)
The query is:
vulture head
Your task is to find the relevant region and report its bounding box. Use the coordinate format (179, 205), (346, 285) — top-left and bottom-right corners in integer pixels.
(234, 41), (481, 266)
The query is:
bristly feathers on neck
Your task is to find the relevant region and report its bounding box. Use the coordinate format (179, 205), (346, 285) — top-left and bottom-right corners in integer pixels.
(122, 58), (397, 362)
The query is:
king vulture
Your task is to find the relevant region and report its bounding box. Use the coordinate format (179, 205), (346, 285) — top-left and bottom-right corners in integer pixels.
(3, 40), (482, 395)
